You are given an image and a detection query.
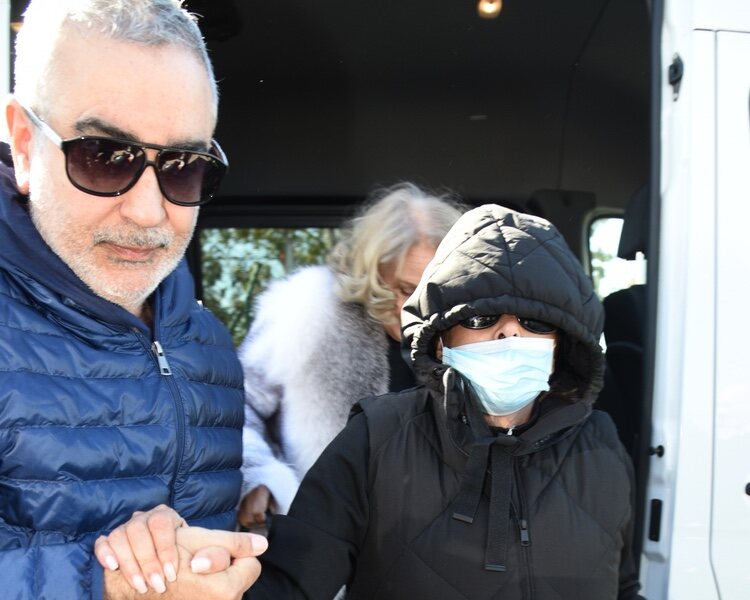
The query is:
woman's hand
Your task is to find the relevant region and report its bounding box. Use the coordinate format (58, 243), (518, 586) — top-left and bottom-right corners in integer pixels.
(237, 485), (278, 530)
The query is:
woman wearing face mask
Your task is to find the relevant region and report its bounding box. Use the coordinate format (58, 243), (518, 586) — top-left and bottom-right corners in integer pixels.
(247, 204), (644, 600)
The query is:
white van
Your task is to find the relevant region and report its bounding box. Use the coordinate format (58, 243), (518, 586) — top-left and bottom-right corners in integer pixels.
(1, 0), (747, 597)
(641, 1), (750, 598)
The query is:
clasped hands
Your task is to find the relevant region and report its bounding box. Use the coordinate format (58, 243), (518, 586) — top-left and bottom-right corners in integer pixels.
(95, 504), (267, 598)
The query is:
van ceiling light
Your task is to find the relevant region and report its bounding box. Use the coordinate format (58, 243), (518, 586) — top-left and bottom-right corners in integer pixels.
(477, 0), (502, 19)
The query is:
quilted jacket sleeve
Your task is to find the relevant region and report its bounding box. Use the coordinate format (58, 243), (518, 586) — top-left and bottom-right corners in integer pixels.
(0, 523), (104, 600)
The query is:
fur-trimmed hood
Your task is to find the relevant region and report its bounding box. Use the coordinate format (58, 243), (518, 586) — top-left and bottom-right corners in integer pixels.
(402, 203), (605, 411)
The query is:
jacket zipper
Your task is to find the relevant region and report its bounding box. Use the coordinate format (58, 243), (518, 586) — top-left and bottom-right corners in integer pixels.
(134, 329), (186, 506)
(152, 340), (172, 375)
(512, 460), (535, 600)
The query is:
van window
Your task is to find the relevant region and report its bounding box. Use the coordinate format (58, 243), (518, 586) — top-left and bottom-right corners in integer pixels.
(199, 226), (341, 345)
(589, 216), (647, 299)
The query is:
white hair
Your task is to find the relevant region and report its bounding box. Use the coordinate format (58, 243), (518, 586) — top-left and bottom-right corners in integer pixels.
(14, 0), (218, 114)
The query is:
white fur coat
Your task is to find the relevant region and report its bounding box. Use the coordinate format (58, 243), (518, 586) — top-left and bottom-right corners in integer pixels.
(238, 265), (389, 513)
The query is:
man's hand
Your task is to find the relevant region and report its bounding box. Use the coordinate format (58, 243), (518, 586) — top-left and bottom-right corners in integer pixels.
(96, 505), (267, 594)
(95, 505), (186, 593)
(103, 526), (267, 599)
(237, 485), (278, 530)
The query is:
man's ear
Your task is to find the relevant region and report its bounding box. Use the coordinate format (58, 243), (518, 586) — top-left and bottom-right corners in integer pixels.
(6, 98), (34, 194)
(435, 336), (444, 361)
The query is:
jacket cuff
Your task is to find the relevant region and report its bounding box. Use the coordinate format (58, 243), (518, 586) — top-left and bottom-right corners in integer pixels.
(240, 461), (300, 514)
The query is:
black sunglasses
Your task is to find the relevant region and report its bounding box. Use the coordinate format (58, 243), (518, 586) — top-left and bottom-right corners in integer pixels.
(23, 106), (227, 207)
(460, 314), (557, 335)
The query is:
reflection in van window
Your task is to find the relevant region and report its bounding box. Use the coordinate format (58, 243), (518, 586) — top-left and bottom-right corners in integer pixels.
(199, 227), (340, 345)
(589, 217), (646, 299)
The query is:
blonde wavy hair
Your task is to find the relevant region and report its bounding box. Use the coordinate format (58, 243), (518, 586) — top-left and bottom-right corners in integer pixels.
(328, 182), (465, 327)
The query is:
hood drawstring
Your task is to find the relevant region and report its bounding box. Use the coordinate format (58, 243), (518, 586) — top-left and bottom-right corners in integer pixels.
(447, 375), (515, 572)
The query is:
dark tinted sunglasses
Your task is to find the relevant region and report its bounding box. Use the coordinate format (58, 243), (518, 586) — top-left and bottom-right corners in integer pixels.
(461, 314), (557, 335)
(23, 105), (227, 206)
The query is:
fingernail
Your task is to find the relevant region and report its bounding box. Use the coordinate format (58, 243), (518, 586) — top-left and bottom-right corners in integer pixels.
(132, 575), (148, 595)
(164, 562), (177, 582)
(105, 555), (119, 571)
(149, 573), (166, 594)
(191, 557), (211, 573)
(251, 534), (269, 553)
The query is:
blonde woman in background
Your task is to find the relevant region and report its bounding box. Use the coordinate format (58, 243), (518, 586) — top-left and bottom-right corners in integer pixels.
(237, 183), (465, 529)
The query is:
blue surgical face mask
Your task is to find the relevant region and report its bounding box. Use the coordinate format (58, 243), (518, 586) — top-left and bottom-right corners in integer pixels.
(442, 336), (555, 417)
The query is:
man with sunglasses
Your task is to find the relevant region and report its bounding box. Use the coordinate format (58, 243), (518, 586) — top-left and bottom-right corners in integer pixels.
(0, 1), (266, 599)
(246, 204), (644, 599)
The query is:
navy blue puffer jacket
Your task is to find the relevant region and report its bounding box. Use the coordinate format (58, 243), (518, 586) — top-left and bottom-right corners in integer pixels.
(0, 160), (244, 599)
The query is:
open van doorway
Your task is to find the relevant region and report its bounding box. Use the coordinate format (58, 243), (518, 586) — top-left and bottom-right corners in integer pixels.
(183, 0), (654, 578)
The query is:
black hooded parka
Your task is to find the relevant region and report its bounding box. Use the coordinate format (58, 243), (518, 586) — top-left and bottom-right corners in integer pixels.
(249, 205), (643, 600)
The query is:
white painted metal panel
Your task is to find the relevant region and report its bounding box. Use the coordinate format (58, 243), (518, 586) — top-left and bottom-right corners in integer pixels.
(712, 30), (750, 599)
(643, 28), (720, 600)
(694, 0), (750, 33)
